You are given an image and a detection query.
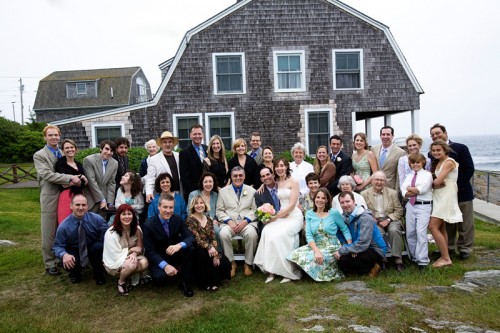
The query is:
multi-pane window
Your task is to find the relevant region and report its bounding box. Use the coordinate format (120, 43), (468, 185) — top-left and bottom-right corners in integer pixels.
(175, 115), (202, 149)
(93, 125), (123, 147)
(213, 53), (246, 94)
(206, 113), (234, 149)
(333, 50), (363, 89)
(76, 82), (87, 95)
(306, 110), (331, 154)
(274, 51), (305, 92)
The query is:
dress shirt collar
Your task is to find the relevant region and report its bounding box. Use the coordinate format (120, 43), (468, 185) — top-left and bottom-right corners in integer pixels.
(158, 215), (169, 226)
(232, 184), (243, 193)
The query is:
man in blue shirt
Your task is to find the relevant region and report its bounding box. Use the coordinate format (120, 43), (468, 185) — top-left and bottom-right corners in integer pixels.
(53, 194), (108, 284)
(142, 194), (195, 297)
(334, 191), (387, 277)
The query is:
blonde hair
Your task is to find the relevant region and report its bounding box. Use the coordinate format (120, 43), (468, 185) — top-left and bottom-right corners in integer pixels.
(42, 125), (60, 137)
(313, 145), (332, 174)
(232, 138), (247, 153)
(188, 194), (209, 214)
(207, 135), (227, 163)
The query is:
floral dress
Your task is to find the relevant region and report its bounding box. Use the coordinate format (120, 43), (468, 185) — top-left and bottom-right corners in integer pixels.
(287, 210), (351, 282)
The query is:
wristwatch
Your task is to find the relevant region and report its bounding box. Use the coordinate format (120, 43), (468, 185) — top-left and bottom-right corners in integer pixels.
(386, 217), (392, 223)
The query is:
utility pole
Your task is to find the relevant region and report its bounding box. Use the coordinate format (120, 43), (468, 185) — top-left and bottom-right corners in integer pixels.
(11, 102), (16, 122)
(19, 78), (24, 125)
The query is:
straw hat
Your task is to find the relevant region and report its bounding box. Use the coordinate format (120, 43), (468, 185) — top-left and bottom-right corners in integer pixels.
(156, 131), (179, 146)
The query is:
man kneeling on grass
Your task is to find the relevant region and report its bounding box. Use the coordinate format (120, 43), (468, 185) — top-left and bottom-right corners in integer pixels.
(333, 191), (387, 277)
(53, 194), (108, 285)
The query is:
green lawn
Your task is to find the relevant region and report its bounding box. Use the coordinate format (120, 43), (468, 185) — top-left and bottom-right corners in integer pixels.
(1, 188), (499, 332)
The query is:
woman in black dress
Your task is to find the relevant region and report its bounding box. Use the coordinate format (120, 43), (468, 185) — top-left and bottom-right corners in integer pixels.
(203, 134), (228, 188)
(55, 139), (87, 223)
(227, 138), (258, 187)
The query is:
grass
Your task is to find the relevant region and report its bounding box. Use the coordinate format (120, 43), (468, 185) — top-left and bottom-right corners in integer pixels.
(1, 188), (500, 332)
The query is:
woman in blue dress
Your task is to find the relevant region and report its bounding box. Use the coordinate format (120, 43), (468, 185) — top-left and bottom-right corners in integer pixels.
(288, 188), (352, 281)
(148, 172), (187, 221)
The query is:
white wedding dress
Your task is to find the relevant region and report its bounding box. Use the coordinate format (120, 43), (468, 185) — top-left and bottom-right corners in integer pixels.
(254, 188), (303, 280)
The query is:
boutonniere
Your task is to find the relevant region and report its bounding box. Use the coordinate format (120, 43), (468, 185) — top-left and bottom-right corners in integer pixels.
(336, 157), (342, 162)
(242, 189), (248, 196)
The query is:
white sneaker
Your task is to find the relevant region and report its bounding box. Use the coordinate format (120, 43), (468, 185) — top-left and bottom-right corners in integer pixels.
(280, 278), (291, 284)
(265, 274), (275, 283)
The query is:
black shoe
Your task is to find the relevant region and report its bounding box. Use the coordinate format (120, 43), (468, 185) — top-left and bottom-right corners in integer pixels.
(396, 263), (404, 272)
(178, 282), (194, 297)
(45, 267), (61, 276)
(417, 265), (427, 271)
(69, 274), (82, 284)
(459, 252), (471, 260)
(95, 277), (106, 285)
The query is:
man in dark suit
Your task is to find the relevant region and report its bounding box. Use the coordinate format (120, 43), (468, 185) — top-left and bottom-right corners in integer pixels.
(254, 166), (280, 235)
(327, 135), (353, 196)
(113, 137), (130, 194)
(143, 194), (195, 297)
(430, 124), (475, 260)
(179, 124), (208, 201)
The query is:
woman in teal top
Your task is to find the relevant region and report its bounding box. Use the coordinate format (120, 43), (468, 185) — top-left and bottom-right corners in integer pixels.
(288, 188), (352, 281)
(148, 173), (187, 221)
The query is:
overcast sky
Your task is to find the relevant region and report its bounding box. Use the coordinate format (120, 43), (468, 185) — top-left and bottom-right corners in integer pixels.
(1, 0), (498, 140)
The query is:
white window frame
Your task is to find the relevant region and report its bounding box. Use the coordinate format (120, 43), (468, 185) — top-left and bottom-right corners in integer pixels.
(204, 112), (236, 147)
(173, 113), (203, 149)
(304, 108), (333, 155)
(76, 82), (87, 95)
(332, 49), (364, 90)
(91, 122), (124, 148)
(212, 52), (246, 95)
(273, 50), (306, 92)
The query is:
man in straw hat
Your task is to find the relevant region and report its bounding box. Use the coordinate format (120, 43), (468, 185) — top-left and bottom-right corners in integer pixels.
(145, 131), (182, 202)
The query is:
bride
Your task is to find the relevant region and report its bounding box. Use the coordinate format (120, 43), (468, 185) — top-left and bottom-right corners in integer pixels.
(254, 157), (304, 283)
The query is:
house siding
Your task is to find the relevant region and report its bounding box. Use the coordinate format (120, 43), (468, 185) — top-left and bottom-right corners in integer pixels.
(51, 0), (420, 154)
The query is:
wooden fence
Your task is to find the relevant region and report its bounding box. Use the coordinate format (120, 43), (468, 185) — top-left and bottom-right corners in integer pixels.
(0, 164), (37, 185)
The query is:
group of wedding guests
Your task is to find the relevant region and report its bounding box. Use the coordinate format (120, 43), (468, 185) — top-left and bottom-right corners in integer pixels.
(35, 122), (474, 298)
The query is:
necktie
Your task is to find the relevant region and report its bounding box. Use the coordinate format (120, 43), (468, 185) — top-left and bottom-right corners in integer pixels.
(102, 160), (108, 175)
(379, 149), (387, 167)
(409, 172), (418, 205)
(198, 147), (205, 161)
(78, 220), (89, 267)
(55, 150), (62, 159)
(163, 220), (170, 238)
(236, 188), (241, 199)
(270, 188), (280, 211)
(250, 151), (256, 159)
(119, 157), (126, 175)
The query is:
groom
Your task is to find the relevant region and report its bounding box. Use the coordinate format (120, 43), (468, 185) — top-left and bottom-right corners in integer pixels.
(255, 166), (280, 236)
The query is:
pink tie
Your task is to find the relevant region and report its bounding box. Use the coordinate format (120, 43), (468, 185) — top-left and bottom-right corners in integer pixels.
(410, 172), (417, 205)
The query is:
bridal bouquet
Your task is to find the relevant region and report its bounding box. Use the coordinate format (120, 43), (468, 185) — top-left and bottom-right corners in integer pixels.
(256, 203), (276, 224)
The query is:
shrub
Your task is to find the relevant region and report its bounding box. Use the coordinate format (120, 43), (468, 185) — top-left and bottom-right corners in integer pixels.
(0, 117), (45, 163)
(75, 147), (148, 173)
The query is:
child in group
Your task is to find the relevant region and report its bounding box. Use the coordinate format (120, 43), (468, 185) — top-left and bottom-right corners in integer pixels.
(401, 153), (433, 269)
(115, 172), (144, 218)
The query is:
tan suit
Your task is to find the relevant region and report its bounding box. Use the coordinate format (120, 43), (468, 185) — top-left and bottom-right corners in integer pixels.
(362, 187), (404, 259)
(83, 153), (118, 210)
(371, 144), (406, 191)
(144, 151), (181, 197)
(216, 184), (258, 264)
(33, 146), (71, 268)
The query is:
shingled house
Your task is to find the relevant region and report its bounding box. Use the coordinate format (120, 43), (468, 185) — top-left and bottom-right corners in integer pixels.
(34, 67), (152, 139)
(51, 0), (422, 153)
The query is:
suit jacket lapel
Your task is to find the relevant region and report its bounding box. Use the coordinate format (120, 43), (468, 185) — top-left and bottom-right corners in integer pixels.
(43, 146), (58, 165)
(159, 154), (171, 174)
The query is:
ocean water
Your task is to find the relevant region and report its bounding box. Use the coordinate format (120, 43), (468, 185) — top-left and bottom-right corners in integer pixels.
(421, 135), (500, 172)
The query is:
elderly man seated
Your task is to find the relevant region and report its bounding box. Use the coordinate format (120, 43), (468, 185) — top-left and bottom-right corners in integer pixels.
(362, 171), (405, 271)
(216, 166), (258, 277)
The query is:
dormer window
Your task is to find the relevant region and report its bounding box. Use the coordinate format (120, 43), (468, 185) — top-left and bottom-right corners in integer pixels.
(76, 82), (87, 95)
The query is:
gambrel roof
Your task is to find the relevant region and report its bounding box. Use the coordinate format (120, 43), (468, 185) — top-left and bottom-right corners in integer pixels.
(51, 0), (422, 125)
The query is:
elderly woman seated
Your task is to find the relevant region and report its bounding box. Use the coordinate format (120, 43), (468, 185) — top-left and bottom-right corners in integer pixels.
(331, 175), (367, 214)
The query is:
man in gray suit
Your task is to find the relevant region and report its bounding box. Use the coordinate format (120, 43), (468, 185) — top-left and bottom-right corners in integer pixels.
(83, 140), (118, 213)
(216, 166), (258, 277)
(34, 125), (82, 276)
(370, 126), (406, 191)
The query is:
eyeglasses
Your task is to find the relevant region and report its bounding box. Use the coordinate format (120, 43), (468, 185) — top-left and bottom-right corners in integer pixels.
(232, 174), (244, 178)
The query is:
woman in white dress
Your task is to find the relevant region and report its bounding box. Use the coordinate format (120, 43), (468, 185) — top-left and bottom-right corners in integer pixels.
(254, 157), (304, 283)
(429, 140), (462, 268)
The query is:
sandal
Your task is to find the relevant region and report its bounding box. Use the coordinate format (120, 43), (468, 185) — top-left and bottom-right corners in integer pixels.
(139, 275), (152, 286)
(117, 282), (129, 296)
